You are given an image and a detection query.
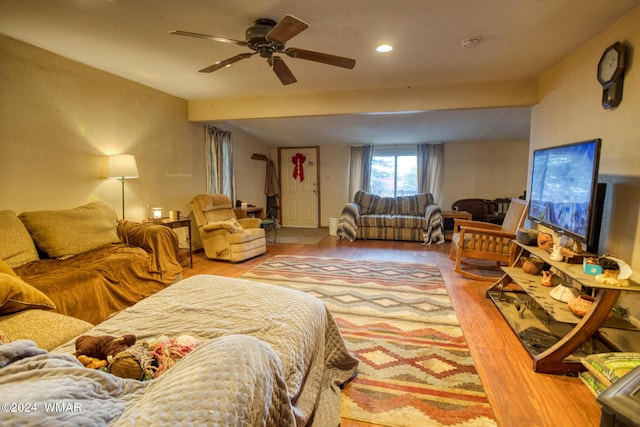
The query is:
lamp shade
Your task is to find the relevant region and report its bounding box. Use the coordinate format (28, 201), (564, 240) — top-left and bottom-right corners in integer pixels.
(107, 154), (139, 179)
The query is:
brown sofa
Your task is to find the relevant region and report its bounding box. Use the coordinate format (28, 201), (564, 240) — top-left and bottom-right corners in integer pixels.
(0, 202), (182, 326)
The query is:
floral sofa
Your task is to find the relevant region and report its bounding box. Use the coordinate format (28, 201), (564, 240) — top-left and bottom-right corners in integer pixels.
(336, 191), (444, 244)
(0, 202), (182, 340)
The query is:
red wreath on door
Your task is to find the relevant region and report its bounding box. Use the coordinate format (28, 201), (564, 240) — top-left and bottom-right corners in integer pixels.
(292, 153), (306, 182)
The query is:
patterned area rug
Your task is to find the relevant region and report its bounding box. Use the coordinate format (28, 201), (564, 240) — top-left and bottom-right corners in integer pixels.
(241, 255), (497, 427)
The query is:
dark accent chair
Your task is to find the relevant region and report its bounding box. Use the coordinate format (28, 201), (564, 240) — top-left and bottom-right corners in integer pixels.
(452, 198), (514, 225)
(451, 199), (487, 222)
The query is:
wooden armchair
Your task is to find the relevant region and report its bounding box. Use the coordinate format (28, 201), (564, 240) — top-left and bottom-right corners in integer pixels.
(449, 198), (529, 281)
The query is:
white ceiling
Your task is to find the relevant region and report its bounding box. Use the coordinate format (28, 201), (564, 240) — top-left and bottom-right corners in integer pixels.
(2, 0), (639, 146)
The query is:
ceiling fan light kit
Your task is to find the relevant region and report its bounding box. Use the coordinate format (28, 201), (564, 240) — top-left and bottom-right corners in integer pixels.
(171, 14), (356, 85)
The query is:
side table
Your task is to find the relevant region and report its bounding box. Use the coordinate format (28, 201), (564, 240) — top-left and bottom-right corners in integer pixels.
(442, 210), (472, 241)
(147, 217), (192, 268)
(234, 206), (264, 219)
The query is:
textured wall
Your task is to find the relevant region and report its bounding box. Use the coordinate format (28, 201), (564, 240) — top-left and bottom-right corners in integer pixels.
(1, 35), (205, 222)
(530, 8), (640, 322)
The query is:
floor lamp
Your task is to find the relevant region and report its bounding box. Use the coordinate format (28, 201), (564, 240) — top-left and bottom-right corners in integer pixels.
(107, 154), (139, 219)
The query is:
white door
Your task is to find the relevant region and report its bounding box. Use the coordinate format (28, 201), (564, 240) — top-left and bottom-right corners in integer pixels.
(279, 147), (319, 227)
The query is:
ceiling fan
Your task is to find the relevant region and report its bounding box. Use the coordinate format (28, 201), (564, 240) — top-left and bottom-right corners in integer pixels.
(170, 14), (356, 85)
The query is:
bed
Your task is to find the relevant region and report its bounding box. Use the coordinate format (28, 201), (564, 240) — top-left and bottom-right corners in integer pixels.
(0, 274), (359, 426)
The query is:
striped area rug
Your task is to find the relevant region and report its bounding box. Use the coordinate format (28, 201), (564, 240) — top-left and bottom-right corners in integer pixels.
(241, 255), (497, 427)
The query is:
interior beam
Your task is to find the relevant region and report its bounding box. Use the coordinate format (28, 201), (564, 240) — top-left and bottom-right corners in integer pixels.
(187, 79), (538, 122)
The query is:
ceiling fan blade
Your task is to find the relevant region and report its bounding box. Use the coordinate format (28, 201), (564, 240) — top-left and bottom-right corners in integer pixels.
(170, 30), (246, 46)
(199, 53), (255, 73)
(284, 48), (356, 69)
(269, 56), (297, 85)
(266, 15), (309, 44)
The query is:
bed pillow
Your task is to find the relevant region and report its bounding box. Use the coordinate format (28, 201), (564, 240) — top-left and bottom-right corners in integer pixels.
(0, 273), (56, 315)
(581, 352), (640, 387)
(0, 210), (39, 268)
(0, 310), (93, 351)
(0, 259), (17, 276)
(19, 202), (120, 259)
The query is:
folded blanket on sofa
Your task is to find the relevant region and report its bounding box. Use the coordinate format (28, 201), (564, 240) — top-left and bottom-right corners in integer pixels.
(3, 204), (183, 325)
(14, 242), (178, 325)
(118, 220), (182, 276)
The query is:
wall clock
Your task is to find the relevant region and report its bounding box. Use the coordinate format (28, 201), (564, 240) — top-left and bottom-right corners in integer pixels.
(597, 41), (627, 109)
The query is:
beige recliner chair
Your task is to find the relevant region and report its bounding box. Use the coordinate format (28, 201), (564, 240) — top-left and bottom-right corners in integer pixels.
(191, 194), (266, 262)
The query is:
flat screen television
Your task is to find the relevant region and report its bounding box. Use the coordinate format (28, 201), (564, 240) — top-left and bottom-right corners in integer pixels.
(528, 138), (604, 253)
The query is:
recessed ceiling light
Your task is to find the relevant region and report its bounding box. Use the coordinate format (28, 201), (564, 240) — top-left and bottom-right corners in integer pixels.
(461, 37), (480, 48)
(376, 44), (393, 53)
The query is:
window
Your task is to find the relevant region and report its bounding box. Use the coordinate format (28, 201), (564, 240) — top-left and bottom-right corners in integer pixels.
(370, 148), (417, 197)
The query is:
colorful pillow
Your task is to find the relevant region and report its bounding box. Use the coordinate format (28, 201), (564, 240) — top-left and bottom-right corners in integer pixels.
(0, 272), (56, 315)
(581, 352), (640, 387)
(0, 210), (39, 268)
(19, 202), (120, 260)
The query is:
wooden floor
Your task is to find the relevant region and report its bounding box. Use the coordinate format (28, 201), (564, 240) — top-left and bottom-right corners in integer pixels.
(182, 236), (601, 427)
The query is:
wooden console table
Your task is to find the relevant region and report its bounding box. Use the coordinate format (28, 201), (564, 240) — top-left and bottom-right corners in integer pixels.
(487, 241), (640, 375)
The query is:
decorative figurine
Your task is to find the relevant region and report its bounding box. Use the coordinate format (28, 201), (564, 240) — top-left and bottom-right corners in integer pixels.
(595, 256), (632, 287)
(541, 271), (554, 287)
(550, 244), (564, 262)
(537, 232), (553, 250)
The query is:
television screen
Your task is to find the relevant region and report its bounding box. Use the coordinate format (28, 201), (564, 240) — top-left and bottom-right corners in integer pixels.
(529, 139), (602, 244)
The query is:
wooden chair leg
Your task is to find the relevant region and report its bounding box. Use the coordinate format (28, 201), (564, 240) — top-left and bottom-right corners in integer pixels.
(454, 263), (502, 281)
(454, 256), (504, 281)
(449, 246), (456, 261)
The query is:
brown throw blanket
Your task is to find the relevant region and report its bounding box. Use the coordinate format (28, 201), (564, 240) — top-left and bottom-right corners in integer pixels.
(15, 221), (182, 325)
(118, 220), (181, 275)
